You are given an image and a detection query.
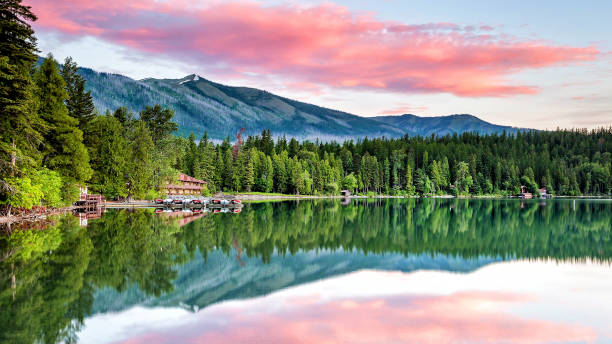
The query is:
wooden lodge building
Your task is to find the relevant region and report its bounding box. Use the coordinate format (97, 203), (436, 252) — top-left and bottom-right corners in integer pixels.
(165, 173), (206, 196)
(519, 185), (533, 199)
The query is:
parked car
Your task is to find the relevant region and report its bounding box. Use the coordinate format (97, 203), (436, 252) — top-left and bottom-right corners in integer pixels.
(173, 198), (183, 205)
(163, 198), (173, 205)
(154, 198), (164, 205)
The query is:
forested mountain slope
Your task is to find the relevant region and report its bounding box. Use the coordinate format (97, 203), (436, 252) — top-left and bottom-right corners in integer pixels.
(66, 60), (524, 139)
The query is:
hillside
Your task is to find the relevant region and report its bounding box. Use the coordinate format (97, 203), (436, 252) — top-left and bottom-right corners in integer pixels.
(372, 114), (519, 137)
(68, 61), (524, 139)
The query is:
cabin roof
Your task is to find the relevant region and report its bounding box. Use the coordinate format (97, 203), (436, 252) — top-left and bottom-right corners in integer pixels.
(178, 173), (206, 184)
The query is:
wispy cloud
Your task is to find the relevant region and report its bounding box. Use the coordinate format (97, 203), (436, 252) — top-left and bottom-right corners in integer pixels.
(379, 104), (429, 115)
(28, 0), (599, 97)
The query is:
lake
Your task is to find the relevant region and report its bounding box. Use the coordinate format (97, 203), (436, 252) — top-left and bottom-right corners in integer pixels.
(1, 199), (611, 343)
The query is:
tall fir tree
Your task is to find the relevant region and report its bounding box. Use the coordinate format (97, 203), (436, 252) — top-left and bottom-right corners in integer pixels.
(34, 55), (92, 184)
(0, 0), (42, 183)
(85, 115), (128, 198)
(243, 148), (256, 192)
(415, 168), (431, 195)
(184, 133), (198, 176)
(404, 163), (415, 195)
(128, 121), (154, 199)
(139, 105), (178, 144)
(60, 57), (95, 130)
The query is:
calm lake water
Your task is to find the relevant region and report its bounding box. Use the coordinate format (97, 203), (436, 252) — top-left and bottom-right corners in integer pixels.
(1, 199), (611, 344)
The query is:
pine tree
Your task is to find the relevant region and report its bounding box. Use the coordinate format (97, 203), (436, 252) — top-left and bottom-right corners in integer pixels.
(196, 132), (216, 190)
(243, 148), (256, 192)
(415, 168), (431, 195)
(429, 160), (444, 193)
(86, 115), (128, 198)
(34, 55), (92, 184)
(214, 150), (224, 192)
(139, 105), (178, 144)
(455, 161), (473, 194)
(263, 155), (274, 192)
(128, 121), (154, 199)
(442, 157), (451, 187)
(112, 106), (135, 126)
(184, 133), (198, 176)
(60, 57), (95, 130)
(383, 158), (390, 193)
(221, 148), (234, 190)
(0, 0), (42, 183)
(404, 163), (415, 195)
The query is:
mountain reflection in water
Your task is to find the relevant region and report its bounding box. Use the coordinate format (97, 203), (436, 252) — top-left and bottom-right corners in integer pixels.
(1, 198), (611, 344)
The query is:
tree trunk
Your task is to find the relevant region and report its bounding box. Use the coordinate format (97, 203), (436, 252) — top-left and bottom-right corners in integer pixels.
(11, 263), (16, 301)
(10, 139), (16, 177)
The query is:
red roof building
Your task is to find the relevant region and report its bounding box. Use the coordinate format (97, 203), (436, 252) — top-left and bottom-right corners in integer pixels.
(165, 173), (206, 196)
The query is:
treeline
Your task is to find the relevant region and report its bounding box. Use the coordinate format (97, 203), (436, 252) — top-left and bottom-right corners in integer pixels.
(177, 128), (612, 197)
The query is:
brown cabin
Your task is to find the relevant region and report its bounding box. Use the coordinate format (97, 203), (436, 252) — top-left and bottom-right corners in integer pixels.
(165, 173), (206, 196)
(520, 185), (533, 199)
(539, 187), (551, 199)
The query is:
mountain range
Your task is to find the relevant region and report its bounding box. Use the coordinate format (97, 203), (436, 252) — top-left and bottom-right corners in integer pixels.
(70, 62), (524, 139)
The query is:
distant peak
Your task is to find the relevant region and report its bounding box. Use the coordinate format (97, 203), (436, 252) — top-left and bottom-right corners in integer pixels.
(178, 74), (201, 85)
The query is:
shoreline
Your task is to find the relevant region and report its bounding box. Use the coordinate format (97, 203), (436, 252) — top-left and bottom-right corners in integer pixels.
(2, 194), (611, 225)
(0, 207), (75, 226)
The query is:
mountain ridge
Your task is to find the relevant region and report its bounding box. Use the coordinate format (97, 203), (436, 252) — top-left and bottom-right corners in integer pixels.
(42, 56), (525, 139)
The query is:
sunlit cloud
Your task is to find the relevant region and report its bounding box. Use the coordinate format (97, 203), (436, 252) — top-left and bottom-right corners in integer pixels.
(26, 0), (598, 97)
(378, 104), (429, 115)
(107, 292), (598, 344)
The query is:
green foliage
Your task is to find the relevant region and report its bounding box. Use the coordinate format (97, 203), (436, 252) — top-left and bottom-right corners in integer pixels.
(129, 121), (154, 199)
(0, 1), (42, 189)
(34, 55), (92, 183)
(415, 168), (432, 195)
(455, 162), (473, 194)
(60, 179), (80, 205)
(139, 105), (178, 144)
(341, 173), (358, 192)
(60, 57), (95, 129)
(85, 115), (129, 199)
(1, 176), (43, 210)
(31, 168), (63, 207)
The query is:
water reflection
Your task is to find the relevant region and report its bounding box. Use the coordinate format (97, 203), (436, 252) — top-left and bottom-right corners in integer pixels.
(1, 199), (611, 343)
(81, 262), (612, 344)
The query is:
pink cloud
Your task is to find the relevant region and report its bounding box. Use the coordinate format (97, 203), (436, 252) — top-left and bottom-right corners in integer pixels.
(379, 104), (429, 115)
(27, 0), (599, 97)
(111, 291), (598, 344)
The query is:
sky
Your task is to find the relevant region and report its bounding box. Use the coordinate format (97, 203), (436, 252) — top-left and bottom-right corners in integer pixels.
(28, 0), (612, 129)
